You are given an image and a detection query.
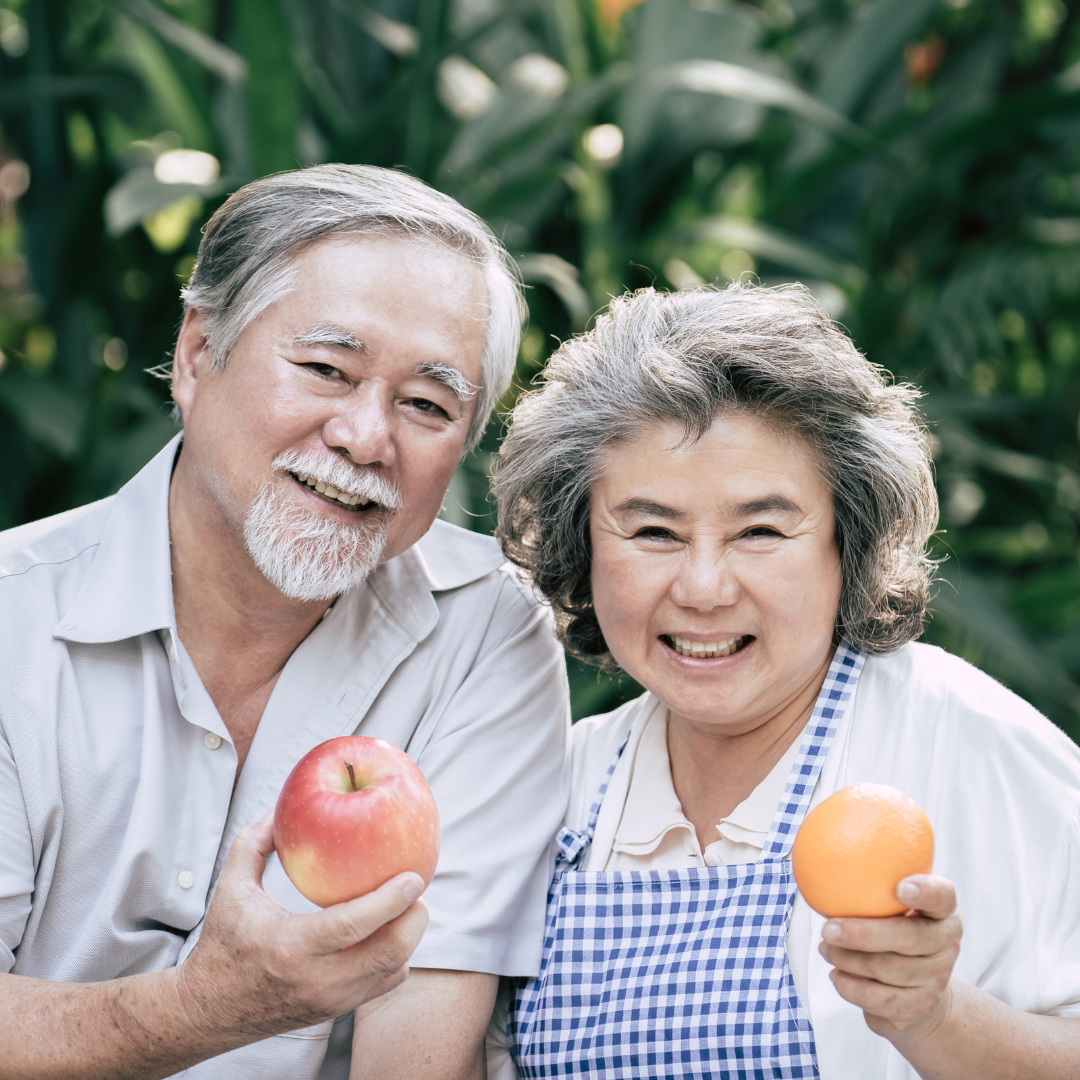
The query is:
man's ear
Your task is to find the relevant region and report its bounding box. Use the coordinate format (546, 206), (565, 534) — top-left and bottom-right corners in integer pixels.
(172, 307), (213, 422)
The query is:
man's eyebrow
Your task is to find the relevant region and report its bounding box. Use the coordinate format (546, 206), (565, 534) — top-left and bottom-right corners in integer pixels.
(417, 361), (479, 401)
(730, 495), (802, 516)
(611, 497), (687, 519)
(292, 326), (366, 352)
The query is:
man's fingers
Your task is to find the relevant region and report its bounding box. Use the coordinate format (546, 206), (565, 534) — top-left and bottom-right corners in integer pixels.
(301, 874), (428, 956)
(896, 875), (956, 921)
(219, 812), (277, 887)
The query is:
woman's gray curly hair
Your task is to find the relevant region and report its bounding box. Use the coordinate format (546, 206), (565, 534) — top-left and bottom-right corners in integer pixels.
(494, 282), (938, 668)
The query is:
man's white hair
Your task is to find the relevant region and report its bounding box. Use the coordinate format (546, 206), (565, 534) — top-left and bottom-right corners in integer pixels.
(181, 164), (525, 452)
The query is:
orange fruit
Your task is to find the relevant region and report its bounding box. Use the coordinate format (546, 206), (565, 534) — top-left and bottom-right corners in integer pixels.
(791, 783), (934, 918)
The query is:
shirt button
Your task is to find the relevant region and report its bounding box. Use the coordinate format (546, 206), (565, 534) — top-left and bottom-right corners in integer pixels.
(204, 732), (222, 750)
(178, 871), (194, 889)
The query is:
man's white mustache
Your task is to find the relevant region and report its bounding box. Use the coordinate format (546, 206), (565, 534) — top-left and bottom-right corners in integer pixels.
(272, 449), (402, 511)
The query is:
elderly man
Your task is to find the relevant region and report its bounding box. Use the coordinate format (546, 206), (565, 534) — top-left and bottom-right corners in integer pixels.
(0, 165), (569, 1079)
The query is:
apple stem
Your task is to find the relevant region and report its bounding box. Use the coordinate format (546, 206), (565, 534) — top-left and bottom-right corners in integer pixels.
(345, 761), (358, 791)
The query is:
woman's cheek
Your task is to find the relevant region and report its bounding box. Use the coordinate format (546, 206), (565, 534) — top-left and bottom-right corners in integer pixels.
(593, 546), (657, 660)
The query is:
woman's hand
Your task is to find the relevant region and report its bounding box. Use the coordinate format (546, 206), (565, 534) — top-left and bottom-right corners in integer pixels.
(817, 875), (962, 1045)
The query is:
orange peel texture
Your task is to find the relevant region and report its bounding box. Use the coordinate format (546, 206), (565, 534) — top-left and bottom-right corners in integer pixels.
(791, 783), (934, 918)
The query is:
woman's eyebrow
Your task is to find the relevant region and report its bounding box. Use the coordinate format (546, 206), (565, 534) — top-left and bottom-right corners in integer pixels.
(612, 497), (686, 518)
(730, 495), (802, 516)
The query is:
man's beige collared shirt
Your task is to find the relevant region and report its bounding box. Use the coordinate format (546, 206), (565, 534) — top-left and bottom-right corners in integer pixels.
(0, 435), (570, 1078)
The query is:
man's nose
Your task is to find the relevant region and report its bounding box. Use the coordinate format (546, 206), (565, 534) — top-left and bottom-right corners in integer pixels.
(668, 546), (741, 612)
(320, 384), (396, 468)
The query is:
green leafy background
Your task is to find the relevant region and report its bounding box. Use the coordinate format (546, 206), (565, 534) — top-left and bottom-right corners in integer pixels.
(1, 0), (1079, 734)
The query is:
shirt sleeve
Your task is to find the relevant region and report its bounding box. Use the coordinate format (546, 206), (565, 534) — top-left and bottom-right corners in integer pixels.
(408, 574), (571, 978)
(1035, 803), (1080, 1018)
(0, 723), (35, 972)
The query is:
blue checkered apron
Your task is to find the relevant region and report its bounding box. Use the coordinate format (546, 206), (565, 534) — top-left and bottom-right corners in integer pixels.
(510, 643), (866, 1079)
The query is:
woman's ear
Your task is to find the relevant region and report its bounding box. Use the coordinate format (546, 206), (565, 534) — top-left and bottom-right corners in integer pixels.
(171, 307), (212, 422)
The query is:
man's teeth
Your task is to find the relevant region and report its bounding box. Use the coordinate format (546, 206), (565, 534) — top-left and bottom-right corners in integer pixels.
(292, 471), (373, 509)
(670, 634), (745, 659)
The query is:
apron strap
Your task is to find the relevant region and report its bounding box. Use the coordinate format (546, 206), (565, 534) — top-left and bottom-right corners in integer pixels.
(554, 726), (634, 873)
(559, 643), (866, 872)
(763, 640), (866, 858)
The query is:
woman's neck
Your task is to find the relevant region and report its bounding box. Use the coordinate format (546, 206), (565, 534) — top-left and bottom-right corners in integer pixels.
(667, 648), (834, 853)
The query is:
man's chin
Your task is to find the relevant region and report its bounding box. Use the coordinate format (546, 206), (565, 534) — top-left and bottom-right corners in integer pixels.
(254, 542), (386, 603)
(243, 488), (393, 603)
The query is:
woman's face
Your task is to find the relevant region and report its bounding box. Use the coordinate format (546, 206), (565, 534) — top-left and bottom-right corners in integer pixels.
(589, 412), (843, 735)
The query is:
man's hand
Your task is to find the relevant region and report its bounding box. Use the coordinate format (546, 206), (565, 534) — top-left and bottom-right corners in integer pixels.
(177, 812), (430, 1041)
(0, 814), (429, 1080)
(817, 874), (962, 1043)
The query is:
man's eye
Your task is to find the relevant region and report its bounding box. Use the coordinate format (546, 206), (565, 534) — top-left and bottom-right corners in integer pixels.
(406, 398), (449, 418)
(304, 362), (342, 380)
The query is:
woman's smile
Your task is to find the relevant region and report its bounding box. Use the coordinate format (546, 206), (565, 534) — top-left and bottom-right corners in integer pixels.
(661, 633), (752, 661)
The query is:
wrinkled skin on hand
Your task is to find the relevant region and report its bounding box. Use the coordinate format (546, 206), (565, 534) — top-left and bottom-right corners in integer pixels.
(175, 813), (429, 1041)
(818, 874), (962, 1044)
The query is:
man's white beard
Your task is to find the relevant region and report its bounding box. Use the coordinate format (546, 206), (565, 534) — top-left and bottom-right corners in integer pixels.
(243, 449), (402, 602)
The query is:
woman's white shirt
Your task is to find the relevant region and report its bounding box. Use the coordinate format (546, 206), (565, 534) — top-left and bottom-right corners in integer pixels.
(551, 642), (1080, 1079)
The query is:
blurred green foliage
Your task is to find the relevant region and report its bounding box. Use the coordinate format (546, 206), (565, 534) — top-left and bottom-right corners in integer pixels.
(1, 0), (1079, 732)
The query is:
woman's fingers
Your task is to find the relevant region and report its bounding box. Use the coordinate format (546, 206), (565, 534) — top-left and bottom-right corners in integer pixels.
(821, 878), (961, 957)
(823, 913), (959, 956)
(818, 942), (942, 987)
(829, 968), (939, 1026)
(817, 875), (963, 1042)
(896, 874), (956, 920)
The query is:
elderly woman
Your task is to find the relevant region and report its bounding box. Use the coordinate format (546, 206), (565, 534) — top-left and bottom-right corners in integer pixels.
(487, 283), (1080, 1079)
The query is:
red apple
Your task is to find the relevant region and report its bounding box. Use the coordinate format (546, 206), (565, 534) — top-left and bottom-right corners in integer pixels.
(273, 735), (440, 908)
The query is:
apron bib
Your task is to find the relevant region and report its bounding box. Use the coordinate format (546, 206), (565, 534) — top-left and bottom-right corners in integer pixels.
(511, 643), (865, 1079)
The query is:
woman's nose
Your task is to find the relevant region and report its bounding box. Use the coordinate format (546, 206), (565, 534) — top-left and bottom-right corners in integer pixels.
(668, 548), (741, 612)
(321, 385), (396, 468)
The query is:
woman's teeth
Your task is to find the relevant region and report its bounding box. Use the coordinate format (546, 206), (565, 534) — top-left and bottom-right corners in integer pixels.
(292, 471), (373, 509)
(669, 634), (746, 659)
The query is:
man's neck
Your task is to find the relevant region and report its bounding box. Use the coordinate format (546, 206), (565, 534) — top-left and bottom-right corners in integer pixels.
(168, 455), (332, 775)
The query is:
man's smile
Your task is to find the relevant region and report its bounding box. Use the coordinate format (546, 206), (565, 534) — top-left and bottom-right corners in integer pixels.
(288, 469), (378, 511)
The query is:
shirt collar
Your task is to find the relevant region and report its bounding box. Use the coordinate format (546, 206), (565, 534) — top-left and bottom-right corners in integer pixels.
(714, 734), (803, 847)
(54, 433), (181, 644)
(612, 705), (691, 854)
(612, 705), (808, 855)
(411, 518), (507, 592)
(54, 436), (507, 647)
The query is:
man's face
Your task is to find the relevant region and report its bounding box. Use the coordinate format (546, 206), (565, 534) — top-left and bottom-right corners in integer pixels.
(173, 233), (488, 600)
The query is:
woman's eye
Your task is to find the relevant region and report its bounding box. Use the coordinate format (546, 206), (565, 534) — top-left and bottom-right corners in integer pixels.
(634, 526), (676, 541)
(744, 525), (782, 539)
